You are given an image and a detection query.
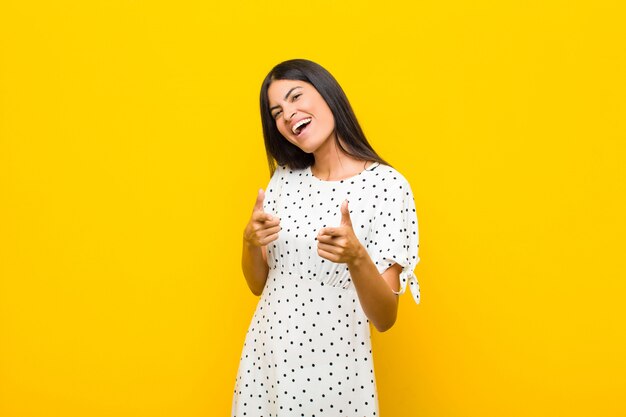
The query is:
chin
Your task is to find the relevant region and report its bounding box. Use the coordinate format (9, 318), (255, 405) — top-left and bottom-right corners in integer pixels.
(298, 142), (322, 154)
(288, 138), (316, 154)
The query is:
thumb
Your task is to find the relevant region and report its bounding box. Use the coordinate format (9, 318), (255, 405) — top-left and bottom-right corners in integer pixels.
(340, 200), (352, 227)
(253, 189), (265, 212)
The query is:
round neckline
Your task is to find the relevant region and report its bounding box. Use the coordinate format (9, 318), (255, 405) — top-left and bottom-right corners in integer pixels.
(307, 161), (380, 183)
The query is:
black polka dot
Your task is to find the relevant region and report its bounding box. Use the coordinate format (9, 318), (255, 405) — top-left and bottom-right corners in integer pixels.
(232, 163), (420, 415)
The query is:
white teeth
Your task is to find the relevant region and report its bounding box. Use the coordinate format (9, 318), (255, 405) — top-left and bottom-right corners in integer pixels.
(292, 118), (312, 134)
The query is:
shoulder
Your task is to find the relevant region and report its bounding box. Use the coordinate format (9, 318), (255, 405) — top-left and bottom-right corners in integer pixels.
(269, 164), (290, 180)
(269, 164), (308, 186)
(277, 164), (308, 178)
(370, 163), (412, 190)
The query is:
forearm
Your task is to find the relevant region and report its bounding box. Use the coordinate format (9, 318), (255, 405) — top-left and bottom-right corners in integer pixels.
(347, 246), (399, 332)
(241, 239), (269, 296)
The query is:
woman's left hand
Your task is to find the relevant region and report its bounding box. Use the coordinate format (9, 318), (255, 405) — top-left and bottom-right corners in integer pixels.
(317, 200), (365, 265)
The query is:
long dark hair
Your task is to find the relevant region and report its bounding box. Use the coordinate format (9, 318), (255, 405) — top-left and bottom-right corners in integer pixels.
(260, 59), (389, 176)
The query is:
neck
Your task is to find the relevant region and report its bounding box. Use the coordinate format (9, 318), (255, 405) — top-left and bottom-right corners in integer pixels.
(311, 134), (368, 181)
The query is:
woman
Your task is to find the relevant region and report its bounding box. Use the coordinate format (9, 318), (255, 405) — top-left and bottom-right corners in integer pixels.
(232, 59), (420, 416)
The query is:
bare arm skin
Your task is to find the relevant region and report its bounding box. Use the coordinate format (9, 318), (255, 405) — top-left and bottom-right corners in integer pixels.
(346, 251), (401, 332)
(242, 189), (281, 296)
(317, 200), (401, 332)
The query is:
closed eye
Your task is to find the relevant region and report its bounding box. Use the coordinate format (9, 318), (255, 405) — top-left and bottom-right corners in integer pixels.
(271, 92), (301, 119)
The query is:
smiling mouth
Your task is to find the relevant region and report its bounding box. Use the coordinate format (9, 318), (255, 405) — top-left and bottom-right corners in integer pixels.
(292, 118), (312, 136)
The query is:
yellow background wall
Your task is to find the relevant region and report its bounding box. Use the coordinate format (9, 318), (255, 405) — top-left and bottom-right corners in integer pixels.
(1, 1), (625, 416)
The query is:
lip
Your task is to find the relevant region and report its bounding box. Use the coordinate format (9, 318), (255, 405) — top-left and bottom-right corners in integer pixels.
(289, 117), (312, 135)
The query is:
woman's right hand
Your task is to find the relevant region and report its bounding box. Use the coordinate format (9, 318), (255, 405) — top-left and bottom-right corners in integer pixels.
(243, 189), (281, 247)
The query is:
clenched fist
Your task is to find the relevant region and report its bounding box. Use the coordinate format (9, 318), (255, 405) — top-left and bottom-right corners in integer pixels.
(243, 189), (281, 247)
(316, 200), (365, 264)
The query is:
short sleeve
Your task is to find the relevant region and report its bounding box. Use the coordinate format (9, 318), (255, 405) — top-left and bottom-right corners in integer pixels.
(370, 178), (421, 304)
(262, 165), (283, 217)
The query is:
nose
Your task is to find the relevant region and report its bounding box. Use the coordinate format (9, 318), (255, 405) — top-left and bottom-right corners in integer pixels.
(281, 103), (297, 121)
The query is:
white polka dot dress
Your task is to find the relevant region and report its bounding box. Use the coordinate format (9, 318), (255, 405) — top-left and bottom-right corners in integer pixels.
(232, 162), (420, 416)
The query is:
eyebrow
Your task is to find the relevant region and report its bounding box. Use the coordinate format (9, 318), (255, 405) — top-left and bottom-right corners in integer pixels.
(269, 86), (303, 113)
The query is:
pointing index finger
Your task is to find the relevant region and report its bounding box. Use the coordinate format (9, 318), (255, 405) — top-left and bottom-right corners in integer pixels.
(254, 212), (276, 223)
(319, 227), (341, 237)
(263, 213), (278, 222)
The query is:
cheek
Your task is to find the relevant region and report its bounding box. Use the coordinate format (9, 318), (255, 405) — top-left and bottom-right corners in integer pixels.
(316, 104), (335, 128)
(320, 112), (336, 131)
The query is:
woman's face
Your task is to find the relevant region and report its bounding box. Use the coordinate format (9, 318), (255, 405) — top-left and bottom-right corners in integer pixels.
(267, 79), (336, 154)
